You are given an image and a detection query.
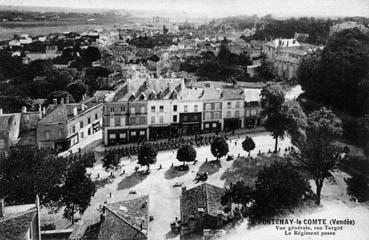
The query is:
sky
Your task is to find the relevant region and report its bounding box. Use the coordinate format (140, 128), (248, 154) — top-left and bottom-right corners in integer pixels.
(0, 0), (368, 17)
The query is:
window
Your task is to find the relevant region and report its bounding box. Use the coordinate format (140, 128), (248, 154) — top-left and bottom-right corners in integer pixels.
(130, 117), (136, 125)
(140, 117), (146, 124)
(121, 107), (125, 112)
(88, 128), (91, 135)
(59, 130), (63, 138)
(159, 106), (164, 112)
(227, 111), (231, 118)
(159, 116), (164, 124)
(87, 117), (91, 124)
(235, 110), (240, 117)
(205, 113), (210, 120)
(110, 117), (115, 127)
(212, 123), (217, 128)
(110, 107), (115, 113)
(151, 106), (155, 112)
(141, 107), (145, 113)
(131, 131), (136, 136)
(95, 113), (98, 120)
(46, 131), (50, 140)
(251, 110), (257, 116)
(227, 102), (231, 109)
(109, 134), (116, 139)
(25, 115), (29, 121)
(236, 101), (240, 108)
(120, 117), (126, 126)
(184, 105), (188, 112)
(206, 103), (211, 111)
(214, 112), (220, 119)
(72, 126), (76, 133)
(80, 132), (84, 139)
(173, 105), (177, 112)
(80, 121), (83, 128)
(246, 110), (250, 117)
(173, 115), (177, 122)
(131, 107), (135, 114)
(194, 105), (198, 112)
(119, 133), (126, 139)
(140, 131), (145, 136)
(194, 115), (198, 121)
(151, 116), (155, 124)
(215, 103), (220, 110)
(205, 123), (209, 128)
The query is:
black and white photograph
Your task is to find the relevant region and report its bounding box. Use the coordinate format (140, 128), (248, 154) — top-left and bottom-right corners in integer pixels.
(0, 0), (368, 239)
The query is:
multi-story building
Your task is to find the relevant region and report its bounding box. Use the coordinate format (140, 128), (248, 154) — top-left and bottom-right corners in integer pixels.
(201, 88), (223, 133)
(243, 88), (263, 128)
(177, 88), (203, 136)
(263, 38), (319, 80)
(103, 78), (184, 145)
(37, 97), (103, 152)
(103, 77), (264, 146)
(221, 89), (244, 131)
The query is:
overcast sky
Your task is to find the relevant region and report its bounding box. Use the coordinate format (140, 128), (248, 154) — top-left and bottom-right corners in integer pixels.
(0, 0), (368, 17)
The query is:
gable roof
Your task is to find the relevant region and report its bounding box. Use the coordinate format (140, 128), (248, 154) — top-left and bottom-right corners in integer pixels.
(99, 195), (149, 240)
(181, 183), (225, 224)
(0, 208), (37, 240)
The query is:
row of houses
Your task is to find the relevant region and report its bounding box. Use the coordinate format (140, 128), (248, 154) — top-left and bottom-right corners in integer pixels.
(0, 77), (263, 154)
(103, 77), (263, 146)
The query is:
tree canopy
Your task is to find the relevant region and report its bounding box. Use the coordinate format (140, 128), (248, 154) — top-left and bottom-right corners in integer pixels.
(242, 136), (256, 156)
(298, 29), (369, 117)
(250, 162), (313, 222)
(177, 144), (197, 165)
(292, 107), (343, 205)
(137, 144), (158, 171)
(211, 136), (229, 161)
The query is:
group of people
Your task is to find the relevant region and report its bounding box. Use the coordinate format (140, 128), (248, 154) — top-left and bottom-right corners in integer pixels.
(103, 134), (226, 159)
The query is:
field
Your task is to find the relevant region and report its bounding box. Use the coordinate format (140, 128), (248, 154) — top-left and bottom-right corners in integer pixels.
(0, 16), (125, 41)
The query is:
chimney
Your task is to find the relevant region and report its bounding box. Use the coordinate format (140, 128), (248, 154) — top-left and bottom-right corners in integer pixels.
(21, 106), (27, 113)
(73, 107), (78, 116)
(181, 185), (187, 193)
(66, 97), (70, 104)
(0, 108), (3, 115)
(42, 107), (46, 115)
(53, 98), (57, 105)
(35, 195), (41, 240)
(38, 105), (42, 119)
(60, 98), (65, 105)
(81, 104), (86, 111)
(0, 198), (5, 218)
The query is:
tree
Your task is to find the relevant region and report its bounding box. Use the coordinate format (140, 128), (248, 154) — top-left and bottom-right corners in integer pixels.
(102, 152), (120, 172)
(261, 83), (306, 152)
(177, 144), (196, 166)
(211, 136), (229, 161)
(255, 54), (277, 82)
(62, 163), (96, 223)
(250, 162), (313, 221)
(346, 174), (369, 202)
(0, 148), (66, 210)
(298, 29), (369, 116)
(137, 144), (158, 172)
(82, 46), (101, 65)
(260, 82), (286, 152)
(242, 136), (256, 157)
(292, 107), (343, 205)
(66, 81), (87, 102)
